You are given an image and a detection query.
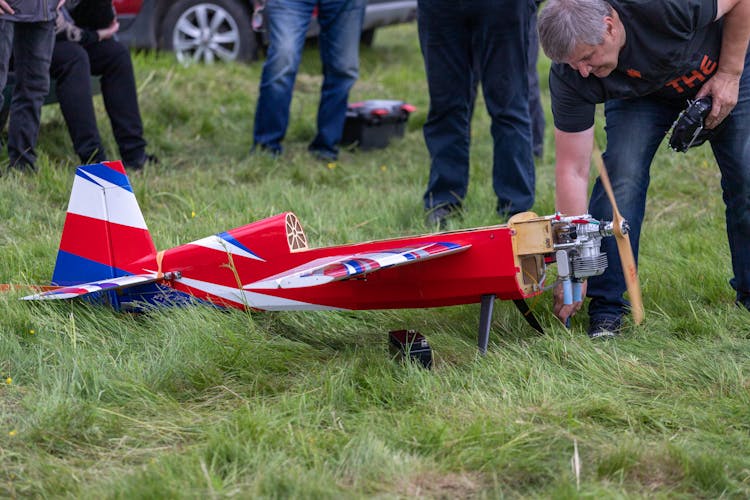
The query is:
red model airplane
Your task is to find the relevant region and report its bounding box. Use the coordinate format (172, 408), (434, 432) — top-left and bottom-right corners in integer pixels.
(21, 161), (623, 352)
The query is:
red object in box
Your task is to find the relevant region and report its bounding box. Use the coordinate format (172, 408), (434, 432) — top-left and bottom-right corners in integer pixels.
(342, 100), (415, 150)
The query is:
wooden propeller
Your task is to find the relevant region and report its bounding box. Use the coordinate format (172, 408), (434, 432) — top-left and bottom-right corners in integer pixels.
(592, 150), (644, 325)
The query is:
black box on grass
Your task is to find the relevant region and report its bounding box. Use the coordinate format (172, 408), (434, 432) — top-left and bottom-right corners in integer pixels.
(389, 329), (432, 369)
(342, 100), (415, 150)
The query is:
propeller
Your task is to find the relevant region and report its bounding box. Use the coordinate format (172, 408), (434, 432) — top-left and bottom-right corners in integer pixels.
(592, 148), (644, 325)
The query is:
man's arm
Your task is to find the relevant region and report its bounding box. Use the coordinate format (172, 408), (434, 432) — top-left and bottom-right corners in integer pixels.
(698, 0), (750, 128)
(553, 125), (595, 322)
(555, 126), (595, 215)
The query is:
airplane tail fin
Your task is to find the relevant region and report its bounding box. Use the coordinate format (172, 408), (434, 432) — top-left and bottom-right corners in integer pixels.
(52, 161), (157, 286)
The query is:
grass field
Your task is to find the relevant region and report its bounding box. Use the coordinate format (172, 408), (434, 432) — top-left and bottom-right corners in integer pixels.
(1, 24), (749, 498)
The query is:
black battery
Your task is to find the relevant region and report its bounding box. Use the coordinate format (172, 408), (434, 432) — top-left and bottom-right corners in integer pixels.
(389, 329), (432, 369)
(341, 100), (415, 150)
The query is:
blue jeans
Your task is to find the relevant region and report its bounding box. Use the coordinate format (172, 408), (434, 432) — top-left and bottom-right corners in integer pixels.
(528, 10), (545, 158)
(588, 51), (750, 319)
(0, 20), (55, 169)
(253, 0), (365, 158)
(419, 0), (535, 215)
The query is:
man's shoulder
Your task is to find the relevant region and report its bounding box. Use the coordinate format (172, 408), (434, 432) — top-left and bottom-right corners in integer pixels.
(613, 0), (717, 35)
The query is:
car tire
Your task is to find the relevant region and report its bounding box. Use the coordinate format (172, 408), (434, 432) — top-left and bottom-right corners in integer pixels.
(160, 0), (258, 64)
(360, 28), (375, 46)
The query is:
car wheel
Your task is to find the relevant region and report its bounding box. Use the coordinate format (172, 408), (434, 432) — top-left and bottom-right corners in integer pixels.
(360, 28), (375, 46)
(161, 0), (257, 64)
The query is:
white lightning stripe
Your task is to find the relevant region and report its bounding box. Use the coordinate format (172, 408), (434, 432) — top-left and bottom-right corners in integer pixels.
(66, 175), (148, 229)
(188, 236), (264, 261)
(21, 274), (158, 301)
(178, 277), (344, 311)
(246, 245), (464, 290)
(245, 256), (351, 289)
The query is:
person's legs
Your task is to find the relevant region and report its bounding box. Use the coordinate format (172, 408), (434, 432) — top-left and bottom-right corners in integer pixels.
(527, 9), (545, 159)
(309, 0), (365, 159)
(587, 97), (679, 329)
(477, 0), (534, 217)
(7, 21), (55, 170)
(86, 39), (147, 167)
(50, 40), (107, 164)
(0, 21), (13, 113)
(253, 0), (314, 154)
(709, 52), (750, 311)
(418, 0), (475, 212)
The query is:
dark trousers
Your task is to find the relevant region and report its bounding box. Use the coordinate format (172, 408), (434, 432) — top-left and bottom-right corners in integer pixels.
(587, 50), (750, 320)
(253, 0), (365, 157)
(0, 20), (55, 169)
(50, 38), (146, 166)
(528, 10), (545, 158)
(418, 0), (535, 216)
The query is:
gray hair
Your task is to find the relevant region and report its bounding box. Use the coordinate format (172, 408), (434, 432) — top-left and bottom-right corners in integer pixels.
(537, 0), (613, 62)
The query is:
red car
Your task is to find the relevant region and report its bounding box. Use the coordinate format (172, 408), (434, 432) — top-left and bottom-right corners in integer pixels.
(114, 0), (417, 63)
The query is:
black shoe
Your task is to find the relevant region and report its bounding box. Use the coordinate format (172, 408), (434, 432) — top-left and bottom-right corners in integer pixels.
(251, 143), (282, 158)
(425, 205), (456, 230)
(309, 147), (338, 162)
(588, 316), (623, 340)
(7, 160), (37, 174)
(125, 153), (159, 171)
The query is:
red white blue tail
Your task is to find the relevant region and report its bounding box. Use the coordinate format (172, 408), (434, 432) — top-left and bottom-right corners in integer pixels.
(51, 161), (157, 286)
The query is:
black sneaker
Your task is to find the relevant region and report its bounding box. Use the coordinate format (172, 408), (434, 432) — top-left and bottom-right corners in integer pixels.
(425, 205), (456, 230)
(250, 143), (282, 158)
(7, 159), (37, 174)
(308, 147), (338, 162)
(588, 316), (623, 340)
(124, 153), (159, 171)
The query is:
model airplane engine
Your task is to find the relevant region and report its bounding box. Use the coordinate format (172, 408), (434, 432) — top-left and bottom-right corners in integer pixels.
(551, 215), (619, 304)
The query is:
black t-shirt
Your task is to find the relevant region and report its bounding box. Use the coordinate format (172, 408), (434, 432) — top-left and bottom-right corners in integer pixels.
(550, 0), (721, 132)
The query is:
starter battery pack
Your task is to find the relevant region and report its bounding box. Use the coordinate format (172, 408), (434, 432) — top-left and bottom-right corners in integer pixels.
(342, 100), (415, 150)
(389, 329), (432, 369)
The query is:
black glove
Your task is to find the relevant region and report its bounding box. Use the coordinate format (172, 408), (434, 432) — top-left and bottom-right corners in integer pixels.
(668, 96), (721, 153)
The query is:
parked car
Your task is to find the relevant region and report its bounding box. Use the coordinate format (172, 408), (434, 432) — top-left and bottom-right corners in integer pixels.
(114, 0), (417, 64)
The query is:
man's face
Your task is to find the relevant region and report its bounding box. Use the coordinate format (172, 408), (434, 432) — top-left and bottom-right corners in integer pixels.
(565, 16), (622, 78)
(566, 39), (621, 78)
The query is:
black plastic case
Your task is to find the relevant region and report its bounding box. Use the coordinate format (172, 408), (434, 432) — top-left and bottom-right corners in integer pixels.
(342, 100), (415, 150)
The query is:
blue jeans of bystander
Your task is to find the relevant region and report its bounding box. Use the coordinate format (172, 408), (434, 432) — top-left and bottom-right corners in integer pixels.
(587, 51), (750, 321)
(253, 0), (365, 158)
(419, 0), (535, 216)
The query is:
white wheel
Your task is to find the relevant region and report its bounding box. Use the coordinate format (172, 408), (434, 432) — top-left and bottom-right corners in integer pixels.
(161, 0), (257, 64)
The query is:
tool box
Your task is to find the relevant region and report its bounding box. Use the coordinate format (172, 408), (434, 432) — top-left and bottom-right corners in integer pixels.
(341, 100), (415, 150)
(389, 329), (432, 369)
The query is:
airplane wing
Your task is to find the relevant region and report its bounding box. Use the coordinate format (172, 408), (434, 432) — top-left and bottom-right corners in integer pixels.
(21, 273), (161, 300)
(245, 241), (470, 290)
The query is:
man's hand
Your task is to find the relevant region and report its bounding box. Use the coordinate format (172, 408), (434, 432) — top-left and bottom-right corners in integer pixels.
(97, 20), (120, 41)
(553, 280), (587, 325)
(0, 0), (15, 15)
(697, 70), (741, 129)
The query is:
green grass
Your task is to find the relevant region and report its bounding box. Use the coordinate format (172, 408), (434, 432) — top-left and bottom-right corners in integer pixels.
(2, 24), (749, 497)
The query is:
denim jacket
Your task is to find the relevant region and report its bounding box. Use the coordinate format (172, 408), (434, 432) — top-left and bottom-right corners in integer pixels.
(1, 0), (58, 23)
